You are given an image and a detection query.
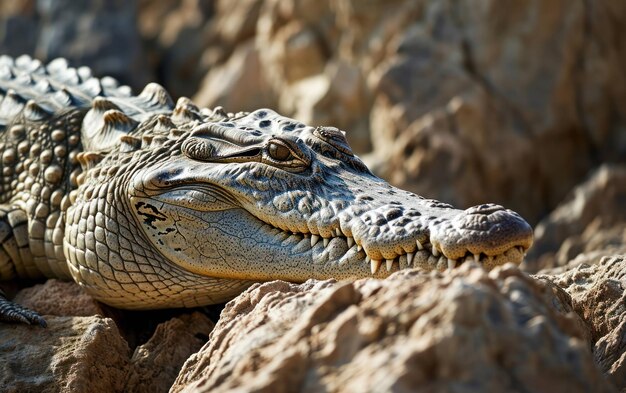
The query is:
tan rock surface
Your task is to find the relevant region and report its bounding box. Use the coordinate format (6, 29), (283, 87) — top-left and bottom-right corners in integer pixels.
(13, 279), (105, 317)
(0, 0), (151, 90)
(125, 312), (215, 393)
(3, 280), (217, 393)
(525, 165), (626, 272)
(193, 41), (276, 113)
(171, 264), (610, 393)
(366, 0), (626, 224)
(540, 255), (626, 389)
(0, 315), (130, 393)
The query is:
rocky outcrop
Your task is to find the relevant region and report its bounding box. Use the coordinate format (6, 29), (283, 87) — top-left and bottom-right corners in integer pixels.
(540, 255), (626, 388)
(179, 0), (626, 225)
(12, 279), (105, 317)
(363, 0), (626, 224)
(125, 312), (214, 393)
(171, 264), (611, 393)
(4, 258), (625, 392)
(0, 281), (215, 393)
(0, 0), (149, 89)
(136, 0), (215, 98)
(0, 315), (130, 393)
(524, 165), (626, 273)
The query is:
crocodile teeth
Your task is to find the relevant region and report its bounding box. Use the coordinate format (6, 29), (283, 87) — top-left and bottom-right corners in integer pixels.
(357, 245), (362, 252)
(432, 247), (440, 257)
(311, 235), (320, 247)
(334, 228), (341, 236)
(465, 255), (474, 264)
(370, 259), (382, 274)
(386, 259), (394, 271)
(347, 237), (354, 248)
(416, 239), (424, 250)
(323, 238), (329, 247)
(447, 258), (457, 270)
(473, 254), (480, 264)
(365, 255), (371, 263)
(407, 252), (414, 266)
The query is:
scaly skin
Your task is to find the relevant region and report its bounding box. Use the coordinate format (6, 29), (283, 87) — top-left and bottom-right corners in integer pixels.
(0, 55), (533, 322)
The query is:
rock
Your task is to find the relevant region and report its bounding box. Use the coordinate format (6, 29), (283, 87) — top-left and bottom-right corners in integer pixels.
(595, 319), (626, 390)
(171, 264), (609, 392)
(0, 0), (149, 90)
(125, 312), (214, 393)
(0, 315), (130, 393)
(137, 0), (215, 98)
(366, 90), (510, 210)
(282, 61), (371, 153)
(525, 165), (626, 272)
(3, 279), (217, 392)
(0, 1), (38, 57)
(539, 255), (626, 389)
(193, 41), (277, 112)
(12, 279), (105, 317)
(253, 0), (375, 153)
(364, 0), (626, 224)
(36, 0), (149, 89)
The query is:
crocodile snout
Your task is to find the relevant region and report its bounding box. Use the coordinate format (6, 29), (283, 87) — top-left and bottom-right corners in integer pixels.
(430, 203), (534, 266)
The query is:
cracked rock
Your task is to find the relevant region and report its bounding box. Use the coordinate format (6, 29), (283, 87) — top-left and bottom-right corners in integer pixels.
(13, 279), (105, 317)
(171, 264), (610, 392)
(125, 312), (215, 393)
(540, 255), (626, 389)
(526, 165), (626, 273)
(0, 316), (130, 393)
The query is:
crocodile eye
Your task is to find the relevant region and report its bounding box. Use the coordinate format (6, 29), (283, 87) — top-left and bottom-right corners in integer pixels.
(268, 141), (293, 161)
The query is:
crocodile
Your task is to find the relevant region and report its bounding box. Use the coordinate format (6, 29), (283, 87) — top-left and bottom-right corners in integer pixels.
(0, 55), (533, 326)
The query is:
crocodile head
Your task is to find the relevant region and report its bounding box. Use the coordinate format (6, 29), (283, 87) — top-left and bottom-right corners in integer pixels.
(66, 107), (533, 308)
(128, 108), (532, 278)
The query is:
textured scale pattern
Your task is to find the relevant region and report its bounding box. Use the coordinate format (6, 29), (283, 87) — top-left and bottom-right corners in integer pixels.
(64, 133), (252, 308)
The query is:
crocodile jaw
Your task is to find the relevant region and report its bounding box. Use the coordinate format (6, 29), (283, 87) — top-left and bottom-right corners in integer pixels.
(130, 196), (380, 281)
(130, 179), (533, 281)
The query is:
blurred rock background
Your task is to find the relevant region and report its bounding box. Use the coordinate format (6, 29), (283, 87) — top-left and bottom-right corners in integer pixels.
(0, 0), (624, 272)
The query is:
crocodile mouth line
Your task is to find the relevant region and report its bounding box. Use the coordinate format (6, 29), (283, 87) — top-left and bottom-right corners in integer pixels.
(146, 186), (529, 276)
(263, 223), (528, 275)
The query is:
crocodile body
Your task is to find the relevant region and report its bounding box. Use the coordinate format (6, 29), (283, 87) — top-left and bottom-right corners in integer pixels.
(0, 55), (533, 324)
